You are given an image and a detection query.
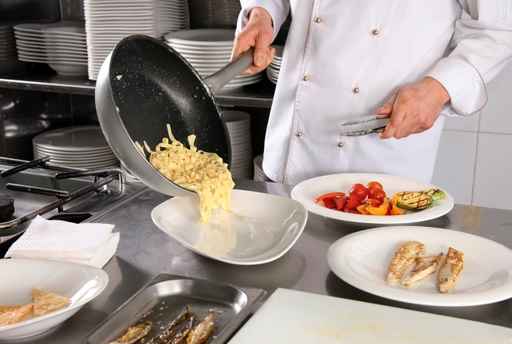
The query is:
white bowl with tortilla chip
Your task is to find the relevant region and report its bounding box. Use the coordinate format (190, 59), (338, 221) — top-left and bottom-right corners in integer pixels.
(0, 258), (109, 341)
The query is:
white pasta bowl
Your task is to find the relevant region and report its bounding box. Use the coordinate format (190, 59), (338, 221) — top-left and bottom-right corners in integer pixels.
(151, 189), (308, 265)
(0, 259), (109, 341)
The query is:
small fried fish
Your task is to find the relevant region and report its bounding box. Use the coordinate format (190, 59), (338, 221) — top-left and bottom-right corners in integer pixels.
(109, 321), (152, 344)
(186, 312), (215, 344)
(437, 247), (464, 293)
(386, 241), (425, 285)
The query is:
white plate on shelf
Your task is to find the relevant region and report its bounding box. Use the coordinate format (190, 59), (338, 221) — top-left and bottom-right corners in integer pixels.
(291, 173), (454, 225)
(0, 259), (108, 341)
(151, 189), (308, 265)
(327, 226), (512, 307)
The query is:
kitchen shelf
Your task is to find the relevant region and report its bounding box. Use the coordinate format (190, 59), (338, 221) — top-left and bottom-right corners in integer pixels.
(0, 70), (275, 108)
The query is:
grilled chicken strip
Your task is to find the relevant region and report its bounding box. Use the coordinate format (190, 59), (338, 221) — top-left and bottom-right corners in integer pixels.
(437, 247), (464, 293)
(386, 241), (425, 285)
(402, 254), (443, 288)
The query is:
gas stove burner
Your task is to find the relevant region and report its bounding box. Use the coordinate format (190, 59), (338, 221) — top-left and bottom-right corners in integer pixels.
(0, 156), (126, 237)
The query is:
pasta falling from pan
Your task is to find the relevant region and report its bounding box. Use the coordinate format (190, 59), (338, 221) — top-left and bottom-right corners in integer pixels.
(138, 125), (235, 223)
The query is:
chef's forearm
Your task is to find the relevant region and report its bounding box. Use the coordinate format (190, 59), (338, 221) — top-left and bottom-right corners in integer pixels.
(427, 0), (512, 116)
(237, 0), (290, 39)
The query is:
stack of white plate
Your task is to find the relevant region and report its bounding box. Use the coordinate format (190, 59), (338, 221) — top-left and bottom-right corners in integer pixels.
(0, 24), (23, 75)
(164, 29), (262, 88)
(84, 0), (189, 80)
(253, 155), (267, 182)
(13, 22), (88, 77)
(223, 111), (253, 179)
(33, 126), (118, 169)
(266, 46), (283, 84)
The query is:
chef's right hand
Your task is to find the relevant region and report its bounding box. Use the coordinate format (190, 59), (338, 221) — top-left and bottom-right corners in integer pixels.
(232, 7), (275, 75)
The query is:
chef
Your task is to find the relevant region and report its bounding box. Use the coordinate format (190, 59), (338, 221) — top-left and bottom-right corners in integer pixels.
(232, 1), (512, 185)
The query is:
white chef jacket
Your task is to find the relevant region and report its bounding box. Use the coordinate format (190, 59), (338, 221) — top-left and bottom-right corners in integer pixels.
(237, 0), (512, 185)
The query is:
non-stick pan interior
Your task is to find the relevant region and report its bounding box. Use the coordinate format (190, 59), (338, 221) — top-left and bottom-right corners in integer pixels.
(108, 35), (230, 163)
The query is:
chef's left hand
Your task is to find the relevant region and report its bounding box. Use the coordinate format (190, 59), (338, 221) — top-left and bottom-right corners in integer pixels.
(377, 77), (450, 139)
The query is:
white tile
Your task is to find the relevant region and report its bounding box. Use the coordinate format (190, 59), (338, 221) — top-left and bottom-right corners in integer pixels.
(473, 133), (512, 210)
(444, 113), (480, 132)
(480, 63), (512, 134)
(432, 131), (477, 205)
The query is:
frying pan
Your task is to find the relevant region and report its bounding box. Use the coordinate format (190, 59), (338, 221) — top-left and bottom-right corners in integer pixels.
(95, 35), (253, 197)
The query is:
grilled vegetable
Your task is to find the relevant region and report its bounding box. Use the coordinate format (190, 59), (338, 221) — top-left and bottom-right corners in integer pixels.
(394, 191), (433, 211)
(425, 188), (446, 202)
(366, 197), (389, 216)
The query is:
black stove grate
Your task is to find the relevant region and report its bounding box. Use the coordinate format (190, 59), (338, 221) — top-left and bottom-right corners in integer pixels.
(0, 156), (124, 236)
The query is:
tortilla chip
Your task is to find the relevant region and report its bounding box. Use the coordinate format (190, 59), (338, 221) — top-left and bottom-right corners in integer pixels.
(0, 304), (33, 326)
(32, 289), (70, 316)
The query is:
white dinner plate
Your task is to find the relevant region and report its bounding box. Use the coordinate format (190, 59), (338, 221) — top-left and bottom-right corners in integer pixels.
(291, 173), (454, 224)
(168, 45), (232, 53)
(151, 189), (308, 265)
(327, 226), (512, 307)
(0, 259), (108, 341)
(164, 29), (235, 45)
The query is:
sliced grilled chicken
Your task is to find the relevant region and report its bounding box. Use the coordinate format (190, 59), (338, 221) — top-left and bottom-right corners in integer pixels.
(437, 247), (464, 293)
(402, 254), (443, 288)
(386, 241), (425, 285)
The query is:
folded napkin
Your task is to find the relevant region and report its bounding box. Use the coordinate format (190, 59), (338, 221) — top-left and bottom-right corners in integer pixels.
(5, 215), (119, 268)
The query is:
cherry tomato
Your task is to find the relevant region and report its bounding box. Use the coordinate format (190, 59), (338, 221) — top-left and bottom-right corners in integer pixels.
(334, 196), (346, 211)
(315, 192), (346, 211)
(344, 194), (361, 211)
(323, 197), (336, 209)
(367, 181), (383, 190)
(350, 183), (368, 201)
(369, 188), (386, 201)
(315, 192), (345, 204)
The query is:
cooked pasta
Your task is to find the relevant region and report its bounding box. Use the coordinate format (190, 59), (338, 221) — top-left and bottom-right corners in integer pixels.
(143, 125), (234, 223)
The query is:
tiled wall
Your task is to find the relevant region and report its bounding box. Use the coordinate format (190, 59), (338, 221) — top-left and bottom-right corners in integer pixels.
(433, 63), (512, 210)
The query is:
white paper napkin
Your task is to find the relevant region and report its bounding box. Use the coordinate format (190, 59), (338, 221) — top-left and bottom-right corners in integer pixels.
(5, 216), (119, 268)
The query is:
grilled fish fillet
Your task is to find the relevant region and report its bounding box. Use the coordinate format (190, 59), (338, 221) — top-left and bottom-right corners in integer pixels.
(386, 241), (425, 285)
(402, 254), (443, 288)
(437, 247), (464, 293)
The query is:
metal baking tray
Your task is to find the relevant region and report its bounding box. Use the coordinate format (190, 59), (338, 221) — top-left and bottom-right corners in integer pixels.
(85, 274), (267, 344)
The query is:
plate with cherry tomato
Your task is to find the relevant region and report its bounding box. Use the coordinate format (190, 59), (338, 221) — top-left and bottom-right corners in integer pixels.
(291, 173), (454, 224)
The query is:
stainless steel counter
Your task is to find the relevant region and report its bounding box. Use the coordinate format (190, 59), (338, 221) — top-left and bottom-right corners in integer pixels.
(28, 181), (512, 343)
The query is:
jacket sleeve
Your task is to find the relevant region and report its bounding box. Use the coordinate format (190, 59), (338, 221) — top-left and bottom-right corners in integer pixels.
(237, 0), (290, 39)
(427, 0), (512, 116)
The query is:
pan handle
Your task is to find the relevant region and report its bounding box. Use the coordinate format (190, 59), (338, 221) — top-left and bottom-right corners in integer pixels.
(205, 48), (254, 92)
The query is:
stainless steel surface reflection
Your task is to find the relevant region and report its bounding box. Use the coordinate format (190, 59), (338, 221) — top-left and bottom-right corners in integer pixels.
(24, 180), (512, 343)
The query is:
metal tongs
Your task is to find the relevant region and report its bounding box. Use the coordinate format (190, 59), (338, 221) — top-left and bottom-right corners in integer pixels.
(339, 115), (390, 136)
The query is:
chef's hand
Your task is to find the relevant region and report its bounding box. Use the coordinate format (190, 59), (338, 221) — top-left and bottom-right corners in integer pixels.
(377, 77), (450, 139)
(232, 7), (275, 75)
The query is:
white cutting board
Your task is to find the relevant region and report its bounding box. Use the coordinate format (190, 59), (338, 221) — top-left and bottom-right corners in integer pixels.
(229, 289), (512, 344)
